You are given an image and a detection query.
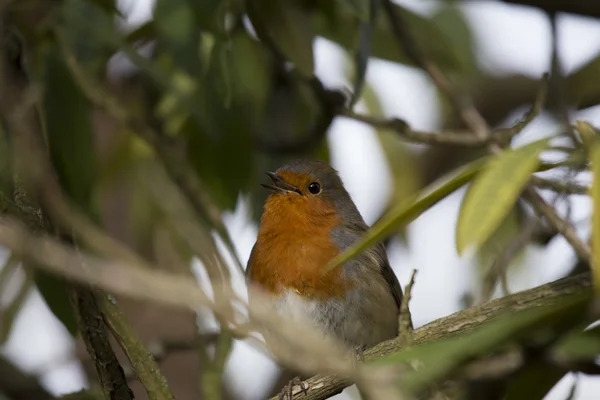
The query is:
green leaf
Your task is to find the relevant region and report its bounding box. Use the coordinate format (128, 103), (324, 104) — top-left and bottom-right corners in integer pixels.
(337, 0), (370, 21)
(61, 0), (118, 77)
(41, 46), (97, 336)
(566, 51), (600, 109)
(43, 49), (97, 211)
(376, 292), (590, 395)
(34, 270), (79, 336)
(430, 2), (477, 75)
(590, 140), (600, 291)
(154, 0), (202, 75)
(314, 1), (461, 71)
(553, 325), (600, 362)
(456, 139), (549, 255)
(323, 156), (489, 275)
(246, 0), (315, 77)
(503, 361), (567, 400)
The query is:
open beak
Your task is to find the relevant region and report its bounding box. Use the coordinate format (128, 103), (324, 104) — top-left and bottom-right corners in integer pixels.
(261, 172), (301, 195)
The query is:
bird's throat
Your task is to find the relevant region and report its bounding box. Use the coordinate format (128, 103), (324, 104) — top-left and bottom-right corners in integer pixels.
(249, 201), (349, 299)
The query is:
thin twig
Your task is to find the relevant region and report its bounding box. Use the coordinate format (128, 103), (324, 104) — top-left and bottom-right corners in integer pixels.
(345, 111), (486, 146)
(398, 269), (417, 347)
(532, 176), (590, 195)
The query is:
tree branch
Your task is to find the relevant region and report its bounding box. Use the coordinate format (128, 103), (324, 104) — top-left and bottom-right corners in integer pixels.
(271, 272), (592, 400)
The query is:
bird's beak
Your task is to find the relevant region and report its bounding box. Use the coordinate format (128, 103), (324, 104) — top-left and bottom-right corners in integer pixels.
(261, 172), (301, 195)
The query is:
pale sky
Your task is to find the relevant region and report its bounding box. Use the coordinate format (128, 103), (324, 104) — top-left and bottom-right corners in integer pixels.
(2, 0), (600, 399)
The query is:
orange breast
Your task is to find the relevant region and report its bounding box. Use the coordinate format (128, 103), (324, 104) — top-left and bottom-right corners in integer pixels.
(248, 194), (350, 300)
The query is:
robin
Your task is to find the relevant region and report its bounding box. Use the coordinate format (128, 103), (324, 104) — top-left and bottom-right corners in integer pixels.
(246, 159), (404, 399)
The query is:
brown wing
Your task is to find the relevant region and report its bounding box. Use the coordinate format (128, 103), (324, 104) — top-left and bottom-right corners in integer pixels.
(374, 243), (413, 329)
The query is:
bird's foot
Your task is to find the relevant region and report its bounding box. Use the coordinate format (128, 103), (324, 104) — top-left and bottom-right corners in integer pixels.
(354, 345), (367, 362)
(278, 376), (308, 400)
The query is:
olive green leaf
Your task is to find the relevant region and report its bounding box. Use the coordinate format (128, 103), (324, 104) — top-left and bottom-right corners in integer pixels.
(40, 48), (98, 336)
(456, 139), (549, 255)
(246, 0), (315, 77)
(503, 361), (567, 400)
(590, 140), (600, 291)
(323, 156), (490, 275)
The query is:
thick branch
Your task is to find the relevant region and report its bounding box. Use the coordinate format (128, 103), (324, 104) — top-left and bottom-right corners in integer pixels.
(271, 272), (592, 400)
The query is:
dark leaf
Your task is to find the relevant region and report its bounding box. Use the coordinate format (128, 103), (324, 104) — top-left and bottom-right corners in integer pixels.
(34, 270), (78, 336)
(503, 361), (567, 400)
(42, 49), (97, 211)
(246, 0), (315, 77)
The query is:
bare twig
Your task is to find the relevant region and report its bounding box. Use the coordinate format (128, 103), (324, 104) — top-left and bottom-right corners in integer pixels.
(531, 176), (590, 195)
(523, 187), (591, 261)
(345, 111), (486, 146)
(398, 269), (417, 346)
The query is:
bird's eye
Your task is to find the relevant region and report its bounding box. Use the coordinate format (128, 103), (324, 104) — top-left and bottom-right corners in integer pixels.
(308, 182), (321, 194)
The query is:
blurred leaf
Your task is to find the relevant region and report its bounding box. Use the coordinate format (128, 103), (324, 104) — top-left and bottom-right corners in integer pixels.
(43, 49), (97, 211)
(124, 20), (156, 44)
(553, 325), (600, 362)
(60, 0), (117, 77)
(246, 0), (315, 77)
(376, 292), (590, 395)
(430, 1), (477, 75)
(324, 156), (489, 274)
(154, 0), (202, 75)
(185, 32), (263, 210)
(567, 51), (600, 110)
(475, 204), (527, 281)
(88, 0), (122, 16)
(590, 140), (600, 291)
(337, 0), (370, 20)
(456, 139), (549, 255)
(34, 271), (79, 336)
(574, 120), (600, 149)
(503, 361), (567, 400)
(314, 1), (461, 70)
(41, 47), (97, 336)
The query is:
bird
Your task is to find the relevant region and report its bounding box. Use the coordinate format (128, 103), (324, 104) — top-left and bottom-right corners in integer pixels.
(245, 159), (404, 399)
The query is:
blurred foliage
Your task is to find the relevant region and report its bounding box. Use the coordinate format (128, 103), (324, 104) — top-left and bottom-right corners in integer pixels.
(1, 0), (600, 399)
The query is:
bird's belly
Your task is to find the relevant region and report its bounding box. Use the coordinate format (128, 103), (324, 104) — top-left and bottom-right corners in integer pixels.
(266, 289), (397, 349)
